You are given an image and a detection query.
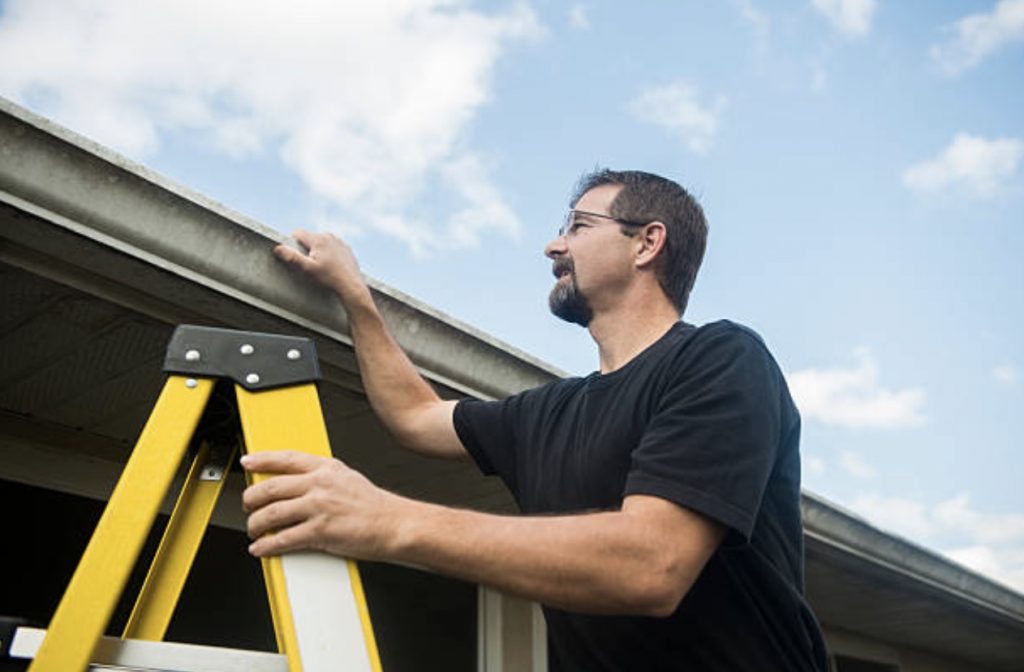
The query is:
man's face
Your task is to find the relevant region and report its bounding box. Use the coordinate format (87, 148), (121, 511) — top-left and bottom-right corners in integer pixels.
(545, 184), (633, 327)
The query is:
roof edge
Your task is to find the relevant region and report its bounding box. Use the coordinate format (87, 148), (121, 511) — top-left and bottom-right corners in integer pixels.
(801, 490), (1024, 624)
(0, 96), (564, 400)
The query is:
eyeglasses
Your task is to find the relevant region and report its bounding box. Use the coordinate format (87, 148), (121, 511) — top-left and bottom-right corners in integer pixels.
(558, 209), (647, 238)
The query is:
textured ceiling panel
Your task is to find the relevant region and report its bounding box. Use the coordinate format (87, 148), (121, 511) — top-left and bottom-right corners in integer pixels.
(0, 314), (165, 422)
(0, 264), (64, 333)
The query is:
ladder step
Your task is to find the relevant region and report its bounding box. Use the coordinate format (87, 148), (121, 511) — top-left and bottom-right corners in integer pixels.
(9, 627), (288, 672)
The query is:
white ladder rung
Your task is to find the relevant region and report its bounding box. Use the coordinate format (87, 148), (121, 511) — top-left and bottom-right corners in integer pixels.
(9, 626), (288, 672)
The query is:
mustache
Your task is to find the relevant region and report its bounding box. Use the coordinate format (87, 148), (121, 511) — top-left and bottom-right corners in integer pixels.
(552, 258), (574, 278)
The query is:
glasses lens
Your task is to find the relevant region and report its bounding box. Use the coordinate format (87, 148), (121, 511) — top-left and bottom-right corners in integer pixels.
(560, 210), (574, 237)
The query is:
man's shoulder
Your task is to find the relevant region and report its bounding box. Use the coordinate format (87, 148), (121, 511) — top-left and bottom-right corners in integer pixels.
(689, 318), (767, 345)
(656, 320), (793, 397)
(502, 373), (588, 408)
(666, 319), (774, 360)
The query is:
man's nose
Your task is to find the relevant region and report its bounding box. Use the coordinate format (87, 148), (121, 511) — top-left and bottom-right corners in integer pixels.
(544, 234), (567, 260)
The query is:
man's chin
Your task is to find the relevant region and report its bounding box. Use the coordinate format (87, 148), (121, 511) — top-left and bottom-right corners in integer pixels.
(549, 285), (592, 327)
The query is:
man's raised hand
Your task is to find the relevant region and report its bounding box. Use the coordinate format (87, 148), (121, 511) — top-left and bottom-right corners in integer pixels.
(274, 229), (369, 305)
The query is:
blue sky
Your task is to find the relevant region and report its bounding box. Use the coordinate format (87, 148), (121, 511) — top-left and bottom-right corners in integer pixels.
(2, 0), (1022, 591)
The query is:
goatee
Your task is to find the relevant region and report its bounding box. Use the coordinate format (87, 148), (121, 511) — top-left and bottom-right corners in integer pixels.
(549, 259), (593, 327)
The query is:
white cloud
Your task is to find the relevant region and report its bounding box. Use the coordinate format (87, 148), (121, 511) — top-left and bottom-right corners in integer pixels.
(839, 450), (876, 479)
(930, 0), (1024, 75)
(805, 455), (826, 477)
(993, 362), (1018, 384)
(788, 348), (927, 429)
(852, 493), (933, 539)
(0, 0), (542, 255)
(810, 0), (876, 37)
(945, 546), (1024, 593)
(568, 4), (590, 31)
(934, 493), (1024, 546)
(851, 492), (1024, 592)
(738, 0), (770, 33)
(440, 154), (522, 249)
(809, 60), (828, 93)
(628, 81), (727, 155)
(734, 0), (771, 55)
(903, 133), (1024, 198)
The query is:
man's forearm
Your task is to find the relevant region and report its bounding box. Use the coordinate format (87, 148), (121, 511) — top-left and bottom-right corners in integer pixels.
(242, 454), (725, 617)
(387, 495), (716, 617)
(338, 287), (443, 441)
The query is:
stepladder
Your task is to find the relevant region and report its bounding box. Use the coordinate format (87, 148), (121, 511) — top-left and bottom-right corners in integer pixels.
(9, 324), (383, 672)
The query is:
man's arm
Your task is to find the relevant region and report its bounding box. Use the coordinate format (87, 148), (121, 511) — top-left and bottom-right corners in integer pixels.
(275, 230), (466, 460)
(241, 451), (727, 617)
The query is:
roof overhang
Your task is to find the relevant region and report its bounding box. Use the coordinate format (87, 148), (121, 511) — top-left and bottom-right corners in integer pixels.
(803, 493), (1024, 669)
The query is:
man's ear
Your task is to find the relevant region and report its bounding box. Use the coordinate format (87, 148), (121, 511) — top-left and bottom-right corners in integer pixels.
(635, 221), (667, 269)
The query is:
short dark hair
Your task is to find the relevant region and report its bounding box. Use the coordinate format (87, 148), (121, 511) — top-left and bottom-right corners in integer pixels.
(571, 169), (708, 315)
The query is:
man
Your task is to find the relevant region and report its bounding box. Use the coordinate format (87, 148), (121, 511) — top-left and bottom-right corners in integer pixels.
(242, 169), (828, 670)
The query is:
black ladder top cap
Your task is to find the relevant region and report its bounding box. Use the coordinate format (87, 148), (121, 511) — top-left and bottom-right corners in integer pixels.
(163, 325), (321, 391)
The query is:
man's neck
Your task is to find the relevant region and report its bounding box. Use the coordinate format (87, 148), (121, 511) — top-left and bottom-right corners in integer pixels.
(588, 296), (681, 374)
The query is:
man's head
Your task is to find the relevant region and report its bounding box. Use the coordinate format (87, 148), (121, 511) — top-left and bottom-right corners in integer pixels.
(547, 169), (708, 325)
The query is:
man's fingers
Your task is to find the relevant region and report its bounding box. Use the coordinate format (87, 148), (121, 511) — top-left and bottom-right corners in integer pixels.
(246, 497), (312, 540)
(249, 519), (322, 557)
(274, 242), (316, 271)
(273, 242), (301, 261)
(242, 472), (309, 513)
(241, 450), (326, 474)
(290, 228), (317, 249)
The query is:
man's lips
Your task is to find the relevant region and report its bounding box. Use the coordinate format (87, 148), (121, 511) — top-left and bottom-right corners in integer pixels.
(552, 260), (574, 279)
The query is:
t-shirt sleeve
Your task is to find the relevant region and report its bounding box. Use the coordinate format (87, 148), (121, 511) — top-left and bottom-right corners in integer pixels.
(623, 324), (784, 540)
(453, 394), (524, 494)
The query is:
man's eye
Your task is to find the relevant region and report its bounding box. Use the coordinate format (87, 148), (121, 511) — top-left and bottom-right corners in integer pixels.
(570, 221), (588, 233)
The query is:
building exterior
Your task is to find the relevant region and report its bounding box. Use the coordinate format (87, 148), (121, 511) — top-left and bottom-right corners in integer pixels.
(2, 97), (1022, 671)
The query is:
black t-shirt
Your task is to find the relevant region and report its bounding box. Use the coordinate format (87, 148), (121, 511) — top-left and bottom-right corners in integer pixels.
(454, 320), (828, 671)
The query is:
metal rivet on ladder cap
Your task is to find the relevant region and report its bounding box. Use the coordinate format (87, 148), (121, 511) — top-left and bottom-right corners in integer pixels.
(246, 373), (261, 385)
(287, 349), (301, 360)
(185, 349), (201, 362)
(240, 344), (254, 355)
(185, 378), (198, 388)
